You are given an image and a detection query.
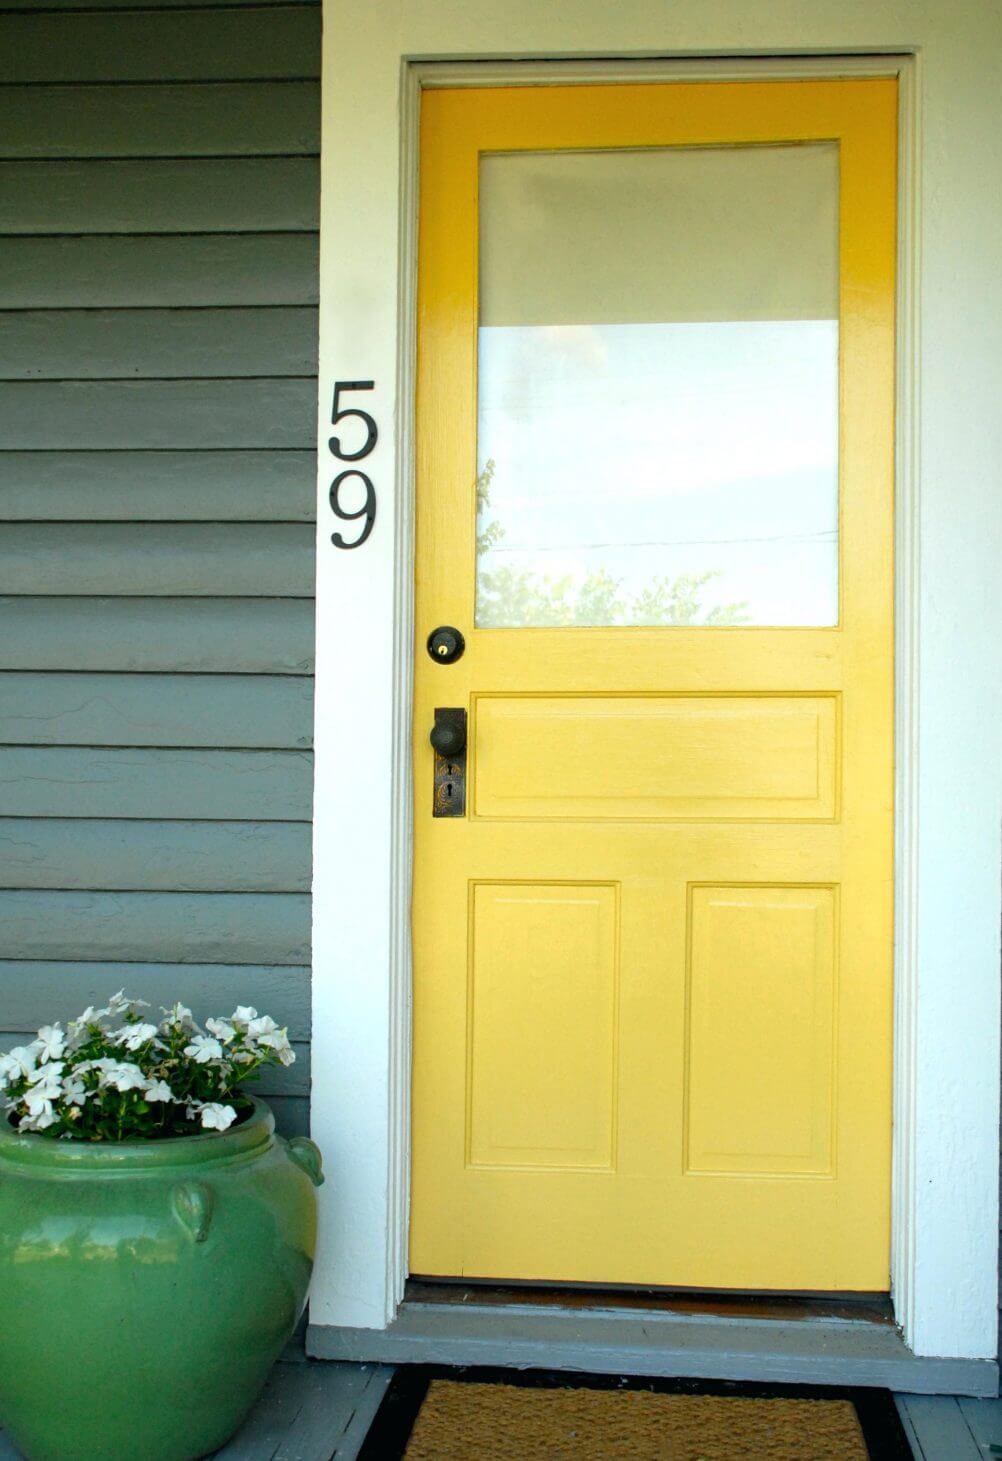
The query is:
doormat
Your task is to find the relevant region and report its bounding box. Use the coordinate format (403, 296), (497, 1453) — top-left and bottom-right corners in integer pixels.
(358, 1367), (913, 1460)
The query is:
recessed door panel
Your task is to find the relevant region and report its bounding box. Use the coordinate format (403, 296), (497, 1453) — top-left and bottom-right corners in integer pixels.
(412, 78), (895, 1292)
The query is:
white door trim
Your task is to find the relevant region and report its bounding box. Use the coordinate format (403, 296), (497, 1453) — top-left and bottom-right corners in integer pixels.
(310, 1), (1002, 1362)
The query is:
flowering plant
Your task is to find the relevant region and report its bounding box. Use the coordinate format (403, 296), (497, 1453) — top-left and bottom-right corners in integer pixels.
(0, 992), (295, 1140)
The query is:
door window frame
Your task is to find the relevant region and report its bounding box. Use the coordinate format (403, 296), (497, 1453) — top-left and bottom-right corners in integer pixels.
(310, 11), (1002, 1365)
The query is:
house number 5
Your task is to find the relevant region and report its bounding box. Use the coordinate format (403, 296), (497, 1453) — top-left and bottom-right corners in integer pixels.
(329, 380), (377, 549)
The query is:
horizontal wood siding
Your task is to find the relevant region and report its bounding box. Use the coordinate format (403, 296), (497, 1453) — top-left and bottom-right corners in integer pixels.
(3, 310), (319, 380)
(1, 0), (315, 11)
(0, 0), (320, 1137)
(0, 9), (321, 83)
(0, 748), (312, 819)
(0, 674), (313, 746)
(0, 524), (315, 595)
(0, 235), (319, 307)
(1, 452), (317, 519)
(0, 963), (310, 1039)
(0, 380), (317, 449)
(0, 158), (320, 233)
(0, 891), (310, 965)
(0, 81), (320, 158)
(0, 820), (311, 891)
(0, 599), (315, 672)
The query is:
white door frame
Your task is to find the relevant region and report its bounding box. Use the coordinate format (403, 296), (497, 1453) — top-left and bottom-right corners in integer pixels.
(310, 0), (1002, 1362)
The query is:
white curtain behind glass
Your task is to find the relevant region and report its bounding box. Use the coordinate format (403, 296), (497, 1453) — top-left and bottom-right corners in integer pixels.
(476, 143), (839, 628)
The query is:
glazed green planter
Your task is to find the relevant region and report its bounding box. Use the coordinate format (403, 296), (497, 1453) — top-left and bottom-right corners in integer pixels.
(0, 1099), (323, 1461)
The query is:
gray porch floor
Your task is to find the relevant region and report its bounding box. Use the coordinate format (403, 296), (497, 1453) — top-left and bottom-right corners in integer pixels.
(896, 1393), (1002, 1460)
(211, 1359), (394, 1461)
(0, 1359), (998, 1458)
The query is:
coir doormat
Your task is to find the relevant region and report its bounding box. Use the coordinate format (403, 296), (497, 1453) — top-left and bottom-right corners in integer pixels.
(358, 1367), (912, 1460)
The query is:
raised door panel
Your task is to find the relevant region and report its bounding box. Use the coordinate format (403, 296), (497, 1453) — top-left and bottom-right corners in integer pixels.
(474, 695), (837, 821)
(684, 884), (836, 1176)
(468, 882), (619, 1171)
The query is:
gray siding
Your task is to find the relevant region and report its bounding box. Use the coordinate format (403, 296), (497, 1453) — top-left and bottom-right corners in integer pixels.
(0, 0), (320, 1137)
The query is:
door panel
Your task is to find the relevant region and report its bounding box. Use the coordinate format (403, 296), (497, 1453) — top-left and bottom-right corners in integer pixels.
(412, 79), (896, 1292)
(684, 883), (836, 1176)
(473, 694), (838, 821)
(467, 881), (619, 1171)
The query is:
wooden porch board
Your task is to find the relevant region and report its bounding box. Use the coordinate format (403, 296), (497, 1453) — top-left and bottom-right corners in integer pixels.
(217, 1361), (393, 1461)
(215, 1364), (319, 1461)
(896, 1392), (1002, 1459)
(959, 1396), (1002, 1453)
(273, 1364), (393, 1461)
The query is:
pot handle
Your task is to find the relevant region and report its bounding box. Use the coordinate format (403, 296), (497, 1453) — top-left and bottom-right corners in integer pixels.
(285, 1136), (324, 1188)
(172, 1180), (214, 1242)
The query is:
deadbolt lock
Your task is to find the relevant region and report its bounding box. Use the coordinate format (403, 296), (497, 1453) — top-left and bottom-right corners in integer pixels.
(427, 625), (465, 664)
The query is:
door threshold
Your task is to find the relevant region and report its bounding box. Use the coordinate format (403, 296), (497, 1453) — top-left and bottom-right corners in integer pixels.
(405, 1278), (895, 1328)
(307, 1283), (998, 1397)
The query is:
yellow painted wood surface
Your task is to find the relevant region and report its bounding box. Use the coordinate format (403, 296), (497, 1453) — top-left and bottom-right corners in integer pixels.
(412, 79), (896, 1291)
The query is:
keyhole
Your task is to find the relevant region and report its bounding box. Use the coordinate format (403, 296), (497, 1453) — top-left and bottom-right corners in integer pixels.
(444, 780), (454, 800)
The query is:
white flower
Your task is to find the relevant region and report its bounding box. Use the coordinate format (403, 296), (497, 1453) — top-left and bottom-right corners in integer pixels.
(247, 1015), (279, 1040)
(205, 1017), (235, 1043)
(113, 1022), (159, 1052)
(95, 1061), (146, 1093)
(256, 1029), (295, 1066)
(198, 1103), (236, 1132)
(184, 1035), (223, 1064)
(65, 1010), (101, 1052)
(162, 1002), (194, 1029)
(230, 1006), (258, 1029)
(61, 1075), (89, 1106)
(142, 1080), (175, 1103)
(69, 1006), (104, 1031)
(0, 1043), (42, 1089)
(28, 1062), (64, 1091)
(107, 990), (149, 1016)
(110, 1063), (146, 1093)
(35, 1025), (66, 1063)
(23, 1083), (58, 1119)
(19, 1107), (57, 1132)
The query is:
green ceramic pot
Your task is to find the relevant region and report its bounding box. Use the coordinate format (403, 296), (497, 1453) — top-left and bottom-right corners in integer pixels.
(0, 1099), (323, 1461)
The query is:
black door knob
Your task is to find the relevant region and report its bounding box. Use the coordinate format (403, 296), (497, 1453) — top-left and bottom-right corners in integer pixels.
(430, 716), (466, 758)
(427, 626), (465, 664)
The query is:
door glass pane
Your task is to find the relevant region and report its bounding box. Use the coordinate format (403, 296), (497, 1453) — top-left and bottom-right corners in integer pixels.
(475, 143), (839, 628)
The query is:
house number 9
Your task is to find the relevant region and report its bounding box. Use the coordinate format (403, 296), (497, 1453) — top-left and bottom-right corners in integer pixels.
(329, 380), (377, 549)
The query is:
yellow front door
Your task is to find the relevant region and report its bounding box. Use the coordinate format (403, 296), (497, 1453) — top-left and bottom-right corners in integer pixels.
(411, 79), (896, 1292)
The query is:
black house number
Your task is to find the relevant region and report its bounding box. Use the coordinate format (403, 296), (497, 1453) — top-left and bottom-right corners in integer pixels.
(329, 380), (377, 549)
